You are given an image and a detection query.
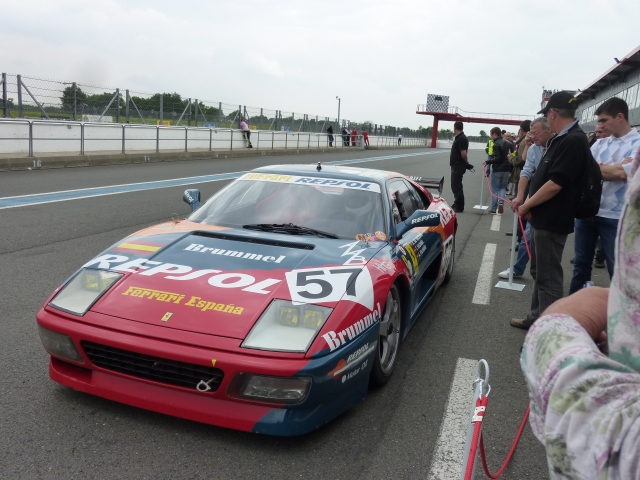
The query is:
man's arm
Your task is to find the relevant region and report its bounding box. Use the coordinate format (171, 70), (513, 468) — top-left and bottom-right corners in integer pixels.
(600, 163), (628, 181)
(519, 179), (562, 218)
(511, 176), (530, 211)
(461, 149), (468, 163)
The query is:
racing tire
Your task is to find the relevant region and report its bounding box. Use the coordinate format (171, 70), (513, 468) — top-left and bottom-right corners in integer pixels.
(443, 235), (455, 285)
(370, 284), (402, 387)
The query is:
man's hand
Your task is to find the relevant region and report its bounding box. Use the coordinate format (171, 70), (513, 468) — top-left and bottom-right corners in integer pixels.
(511, 195), (524, 212)
(542, 287), (609, 341)
(518, 202), (532, 221)
(622, 157), (633, 165)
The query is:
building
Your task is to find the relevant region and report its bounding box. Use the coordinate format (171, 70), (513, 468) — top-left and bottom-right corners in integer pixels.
(575, 45), (640, 132)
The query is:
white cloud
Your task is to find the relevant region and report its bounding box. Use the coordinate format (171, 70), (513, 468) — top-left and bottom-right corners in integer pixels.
(1, 0), (639, 134)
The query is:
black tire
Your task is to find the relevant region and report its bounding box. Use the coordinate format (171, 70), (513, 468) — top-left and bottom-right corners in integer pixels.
(370, 284), (402, 387)
(443, 236), (455, 285)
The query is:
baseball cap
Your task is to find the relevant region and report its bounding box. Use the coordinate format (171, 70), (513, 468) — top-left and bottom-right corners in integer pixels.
(538, 90), (578, 115)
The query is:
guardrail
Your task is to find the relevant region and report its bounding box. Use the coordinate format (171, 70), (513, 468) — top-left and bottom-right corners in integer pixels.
(0, 119), (427, 157)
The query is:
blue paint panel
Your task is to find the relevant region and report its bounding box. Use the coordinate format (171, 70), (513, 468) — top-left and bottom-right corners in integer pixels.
(0, 151), (442, 209)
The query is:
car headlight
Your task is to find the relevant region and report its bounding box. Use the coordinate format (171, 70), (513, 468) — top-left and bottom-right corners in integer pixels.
(49, 268), (123, 316)
(38, 325), (84, 363)
(242, 300), (332, 352)
(227, 374), (311, 404)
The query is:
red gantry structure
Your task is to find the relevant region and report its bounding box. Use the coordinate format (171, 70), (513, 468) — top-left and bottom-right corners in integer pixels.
(416, 96), (535, 147)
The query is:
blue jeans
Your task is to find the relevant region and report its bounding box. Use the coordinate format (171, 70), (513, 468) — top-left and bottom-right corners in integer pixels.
(490, 171), (510, 212)
(513, 221), (531, 276)
(569, 216), (618, 294)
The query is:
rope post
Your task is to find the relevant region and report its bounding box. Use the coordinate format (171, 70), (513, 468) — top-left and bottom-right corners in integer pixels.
(495, 212), (526, 291)
(473, 168), (489, 211)
(461, 360), (490, 480)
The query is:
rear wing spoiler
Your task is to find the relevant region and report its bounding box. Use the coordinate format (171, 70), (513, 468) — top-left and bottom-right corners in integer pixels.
(408, 176), (444, 196)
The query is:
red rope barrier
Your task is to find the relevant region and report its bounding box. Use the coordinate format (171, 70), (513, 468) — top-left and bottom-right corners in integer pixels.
(479, 406), (531, 479)
(464, 395), (489, 480)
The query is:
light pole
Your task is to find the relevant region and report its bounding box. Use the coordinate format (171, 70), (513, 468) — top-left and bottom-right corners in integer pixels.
(336, 96), (340, 128)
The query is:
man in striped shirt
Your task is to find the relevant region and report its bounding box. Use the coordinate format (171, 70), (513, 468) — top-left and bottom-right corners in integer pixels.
(569, 97), (640, 293)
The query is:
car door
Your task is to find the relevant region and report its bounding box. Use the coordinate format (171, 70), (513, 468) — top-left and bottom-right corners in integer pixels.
(387, 179), (433, 316)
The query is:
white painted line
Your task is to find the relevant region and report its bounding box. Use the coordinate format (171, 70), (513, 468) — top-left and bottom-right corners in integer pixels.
(427, 358), (477, 480)
(490, 214), (502, 231)
(472, 243), (497, 305)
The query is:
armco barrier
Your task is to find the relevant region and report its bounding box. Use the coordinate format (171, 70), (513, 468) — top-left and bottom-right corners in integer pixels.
(0, 119), (428, 157)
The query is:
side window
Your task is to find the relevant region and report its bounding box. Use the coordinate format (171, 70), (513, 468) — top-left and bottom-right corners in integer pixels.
(402, 180), (426, 210)
(387, 180), (419, 224)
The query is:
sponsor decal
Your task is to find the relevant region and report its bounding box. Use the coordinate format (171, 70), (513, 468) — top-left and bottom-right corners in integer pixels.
(285, 265), (374, 310)
(114, 242), (164, 254)
(184, 244), (286, 264)
(437, 204), (454, 225)
(185, 296), (244, 315)
(411, 213), (439, 225)
(355, 234), (367, 242)
(339, 241), (367, 265)
(122, 286), (185, 303)
(372, 258), (394, 274)
(322, 302), (381, 351)
(375, 231), (387, 241)
(405, 244), (420, 274)
(239, 173), (381, 193)
(122, 286), (244, 315)
(84, 255), (282, 295)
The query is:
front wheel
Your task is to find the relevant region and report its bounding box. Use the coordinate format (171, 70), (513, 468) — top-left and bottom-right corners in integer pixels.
(443, 236), (455, 285)
(370, 284), (402, 387)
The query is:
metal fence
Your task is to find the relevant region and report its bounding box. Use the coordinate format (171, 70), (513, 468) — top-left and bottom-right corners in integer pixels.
(0, 72), (429, 139)
(0, 118), (427, 157)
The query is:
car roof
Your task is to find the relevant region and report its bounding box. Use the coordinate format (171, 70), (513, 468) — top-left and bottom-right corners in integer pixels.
(251, 164), (400, 183)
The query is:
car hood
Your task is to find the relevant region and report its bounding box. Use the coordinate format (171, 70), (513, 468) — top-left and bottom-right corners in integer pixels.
(88, 223), (385, 340)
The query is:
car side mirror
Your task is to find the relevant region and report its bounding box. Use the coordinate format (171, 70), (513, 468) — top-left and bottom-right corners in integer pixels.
(396, 210), (440, 238)
(183, 189), (201, 212)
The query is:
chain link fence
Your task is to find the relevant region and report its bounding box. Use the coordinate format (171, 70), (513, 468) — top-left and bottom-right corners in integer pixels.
(1, 72), (434, 139)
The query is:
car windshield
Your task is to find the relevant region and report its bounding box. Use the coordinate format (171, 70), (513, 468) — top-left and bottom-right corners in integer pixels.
(188, 176), (386, 240)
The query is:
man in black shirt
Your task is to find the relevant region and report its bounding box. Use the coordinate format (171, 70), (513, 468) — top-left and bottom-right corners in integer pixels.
(449, 121), (470, 212)
(511, 91), (589, 330)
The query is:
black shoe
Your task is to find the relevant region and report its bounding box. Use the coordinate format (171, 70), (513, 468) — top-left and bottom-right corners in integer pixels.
(570, 257), (575, 264)
(452, 206), (464, 213)
(594, 257), (605, 268)
(506, 232), (513, 236)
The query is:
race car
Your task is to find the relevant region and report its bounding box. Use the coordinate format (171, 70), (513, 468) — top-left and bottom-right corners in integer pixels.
(37, 164), (457, 436)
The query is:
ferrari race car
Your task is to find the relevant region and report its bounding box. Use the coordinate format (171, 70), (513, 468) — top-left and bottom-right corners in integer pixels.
(37, 164), (457, 436)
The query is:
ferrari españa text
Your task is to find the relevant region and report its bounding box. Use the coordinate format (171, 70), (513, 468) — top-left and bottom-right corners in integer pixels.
(322, 302), (382, 351)
(122, 286), (184, 304)
(185, 296), (244, 314)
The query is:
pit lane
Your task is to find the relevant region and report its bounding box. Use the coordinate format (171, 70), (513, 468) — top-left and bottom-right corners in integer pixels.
(0, 147), (592, 479)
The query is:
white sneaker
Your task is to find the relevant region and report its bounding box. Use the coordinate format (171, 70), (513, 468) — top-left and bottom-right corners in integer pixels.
(498, 268), (522, 279)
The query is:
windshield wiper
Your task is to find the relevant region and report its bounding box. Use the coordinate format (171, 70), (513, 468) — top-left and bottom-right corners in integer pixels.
(242, 223), (339, 239)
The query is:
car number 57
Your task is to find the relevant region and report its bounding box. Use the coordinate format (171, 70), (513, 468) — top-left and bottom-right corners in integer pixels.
(285, 266), (374, 310)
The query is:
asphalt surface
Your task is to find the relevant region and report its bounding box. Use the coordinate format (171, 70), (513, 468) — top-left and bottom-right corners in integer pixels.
(1, 148), (606, 479)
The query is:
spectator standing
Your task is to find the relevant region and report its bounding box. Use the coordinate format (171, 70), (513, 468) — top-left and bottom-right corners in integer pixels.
(449, 121), (469, 213)
(351, 127), (357, 147)
(327, 124), (334, 147)
(362, 129), (370, 146)
(398, 133), (403, 145)
(569, 97), (640, 294)
(485, 126), (513, 214)
(341, 127), (349, 147)
(498, 117), (553, 279)
(507, 120), (531, 198)
(240, 118), (253, 148)
(511, 91), (590, 330)
(520, 149), (640, 479)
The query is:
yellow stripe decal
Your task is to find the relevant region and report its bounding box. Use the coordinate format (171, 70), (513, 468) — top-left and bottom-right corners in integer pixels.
(118, 243), (162, 252)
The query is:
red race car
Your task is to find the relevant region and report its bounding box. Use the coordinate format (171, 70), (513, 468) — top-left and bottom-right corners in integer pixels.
(37, 164), (457, 435)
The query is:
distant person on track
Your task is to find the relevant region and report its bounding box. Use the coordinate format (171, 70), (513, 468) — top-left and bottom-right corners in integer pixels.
(240, 117), (253, 148)
(520, 148), (640, 479)
(351, 127), (357, 147)
(507, 120), (531, 198)
(511, 91), (590, 330)
(398, 133), (402, 145)
(485, 126), (513, 214)
(362, 129), (370, 146)
(327, 124), (334, 147)
(342, 127), (349, 147)
(569, 97), (640, 294)
(449, 121), (469, 213)
(498, 117), (553, 280)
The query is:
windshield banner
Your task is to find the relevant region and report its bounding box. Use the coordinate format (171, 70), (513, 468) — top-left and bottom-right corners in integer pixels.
(239, 173), (381, 193)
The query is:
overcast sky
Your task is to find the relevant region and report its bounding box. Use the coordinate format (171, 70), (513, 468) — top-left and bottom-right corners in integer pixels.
(2, 0), (639, 134)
